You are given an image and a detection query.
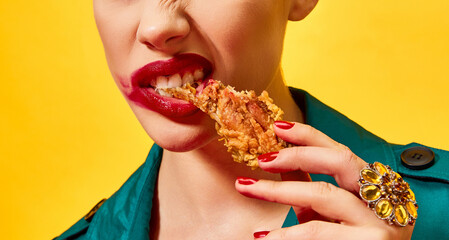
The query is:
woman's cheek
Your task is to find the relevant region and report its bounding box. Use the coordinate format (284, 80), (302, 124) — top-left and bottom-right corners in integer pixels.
(195, 1), (285, 91)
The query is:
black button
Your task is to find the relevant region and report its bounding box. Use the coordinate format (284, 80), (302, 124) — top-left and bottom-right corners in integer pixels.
(84, 198), (107, 222)
(401, 146), (435, 170)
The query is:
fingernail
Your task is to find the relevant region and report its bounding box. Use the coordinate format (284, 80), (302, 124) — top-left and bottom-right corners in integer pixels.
(253, 231), (270, 239)
(274, 120), (295, 130)
(237, 177), (258, 185)
(258, 151), (279, 162)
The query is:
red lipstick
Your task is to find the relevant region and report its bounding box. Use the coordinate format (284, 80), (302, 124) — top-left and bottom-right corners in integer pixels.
(126, 53), (213, 118)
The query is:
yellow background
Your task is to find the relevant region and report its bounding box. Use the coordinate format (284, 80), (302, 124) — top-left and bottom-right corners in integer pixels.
(1, 1), (448, 239)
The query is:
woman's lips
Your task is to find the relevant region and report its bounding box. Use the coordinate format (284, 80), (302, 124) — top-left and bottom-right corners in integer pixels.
(127, 53), (213, 118)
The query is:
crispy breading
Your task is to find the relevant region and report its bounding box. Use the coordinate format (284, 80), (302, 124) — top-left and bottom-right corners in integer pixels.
(165, 80), (289, 169)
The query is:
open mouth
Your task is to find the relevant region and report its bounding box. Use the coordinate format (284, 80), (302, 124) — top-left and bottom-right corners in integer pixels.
(127, 53), (213, 117)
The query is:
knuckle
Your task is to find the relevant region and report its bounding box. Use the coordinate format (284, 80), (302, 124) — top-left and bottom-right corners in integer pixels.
(337, 143), (350, 151)
(292, 146), (306, 158)
(263, 180), (280, 202)
(295, 124), (316, 142)
(279, 229), (289, 239)
(284, 147), (304, 170)
(304, 221), (323, 237)
(340, 147), (358, 166)
(314, 181), (335, 197)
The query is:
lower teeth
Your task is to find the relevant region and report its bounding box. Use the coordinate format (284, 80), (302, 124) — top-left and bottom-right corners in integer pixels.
(156, 88), (173, 97)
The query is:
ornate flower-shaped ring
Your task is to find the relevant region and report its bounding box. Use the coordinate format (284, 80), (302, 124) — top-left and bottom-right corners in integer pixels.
(358, 162), (418, 226)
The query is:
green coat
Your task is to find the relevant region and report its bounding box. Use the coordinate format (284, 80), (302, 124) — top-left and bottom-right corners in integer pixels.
(55, 88), (449, 240)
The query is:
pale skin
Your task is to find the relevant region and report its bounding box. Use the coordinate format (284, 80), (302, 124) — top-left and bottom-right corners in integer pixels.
(93, 0), (414, 239)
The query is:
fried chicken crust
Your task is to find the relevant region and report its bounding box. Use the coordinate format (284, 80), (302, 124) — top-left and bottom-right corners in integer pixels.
(165, 80), (289, 169)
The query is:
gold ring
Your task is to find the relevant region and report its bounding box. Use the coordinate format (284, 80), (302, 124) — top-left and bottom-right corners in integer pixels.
(358, 162), (418, 226)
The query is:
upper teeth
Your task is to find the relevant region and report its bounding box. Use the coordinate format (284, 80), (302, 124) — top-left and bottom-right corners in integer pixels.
(154, 69), (204, 89)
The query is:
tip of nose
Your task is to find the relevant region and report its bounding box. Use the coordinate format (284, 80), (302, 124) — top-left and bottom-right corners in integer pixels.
(137, 15), (190, 52)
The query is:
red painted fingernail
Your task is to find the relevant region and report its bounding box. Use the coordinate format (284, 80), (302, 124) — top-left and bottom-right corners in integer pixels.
(237, 177), (258, 185)
(253, 231), (270, 239)
(274, 120), (295, 130)
(258, 151), (279, 162)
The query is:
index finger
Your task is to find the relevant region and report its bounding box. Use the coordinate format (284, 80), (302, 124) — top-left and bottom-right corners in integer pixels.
(274, 121), (341, 149)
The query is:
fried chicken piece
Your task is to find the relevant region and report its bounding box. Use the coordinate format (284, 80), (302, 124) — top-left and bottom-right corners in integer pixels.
(164, 80), (289, 169)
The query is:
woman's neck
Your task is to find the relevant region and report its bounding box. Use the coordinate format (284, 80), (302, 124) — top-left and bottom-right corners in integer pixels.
(265, 68), (304, 124)
(158, 138), (283, 212)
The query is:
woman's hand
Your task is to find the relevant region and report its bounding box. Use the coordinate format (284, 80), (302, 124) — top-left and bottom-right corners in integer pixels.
(235, 121), (414, 240)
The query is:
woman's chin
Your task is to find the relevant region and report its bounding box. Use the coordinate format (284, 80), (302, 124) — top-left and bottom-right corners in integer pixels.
(152, 130), (218, 152)
(129, 101), (218, 152)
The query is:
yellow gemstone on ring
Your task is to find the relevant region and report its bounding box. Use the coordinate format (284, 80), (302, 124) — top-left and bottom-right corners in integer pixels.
(374, 162), (388, 175)
(406, 201), (418, 219)
(361, 169), (381, 184)
(375, 199), (393, 219)
(395, 205), (409, 226)
(407, 189), (416, 202)
(361, 185), (381, 201)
